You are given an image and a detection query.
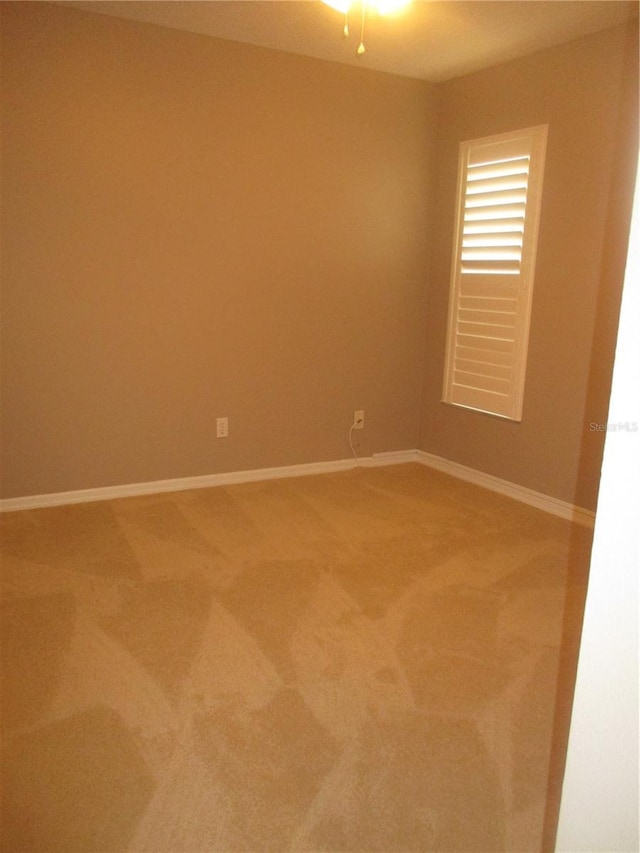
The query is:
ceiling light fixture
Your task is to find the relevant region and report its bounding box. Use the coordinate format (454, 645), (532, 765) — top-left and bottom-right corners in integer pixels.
(322, 0), (412, 56)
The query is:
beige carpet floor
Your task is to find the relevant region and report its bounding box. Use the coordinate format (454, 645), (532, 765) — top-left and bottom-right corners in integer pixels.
(0, 463), (592, 852)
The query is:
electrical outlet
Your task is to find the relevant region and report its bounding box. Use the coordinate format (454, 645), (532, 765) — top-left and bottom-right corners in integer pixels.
(216, 417), (228, 438)
(353, 410), (364, 430)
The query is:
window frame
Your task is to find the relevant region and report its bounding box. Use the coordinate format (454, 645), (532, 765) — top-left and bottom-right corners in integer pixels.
(442, 124), (548, 422)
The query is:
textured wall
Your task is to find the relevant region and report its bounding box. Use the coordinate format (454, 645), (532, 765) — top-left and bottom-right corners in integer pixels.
(419, 22), (638, 511)
(0, 2), (436, 497)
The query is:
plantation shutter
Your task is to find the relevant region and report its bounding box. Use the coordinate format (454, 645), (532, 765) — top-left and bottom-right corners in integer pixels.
(442, 125), (548, 421)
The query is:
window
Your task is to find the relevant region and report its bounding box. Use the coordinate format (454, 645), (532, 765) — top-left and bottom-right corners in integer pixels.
(442, 125), (548, 421)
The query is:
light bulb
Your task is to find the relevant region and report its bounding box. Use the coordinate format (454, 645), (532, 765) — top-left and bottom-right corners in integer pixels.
(322, 0), (351, 13)
(322, 0), (412, 15)
(375, 0), (412, 14)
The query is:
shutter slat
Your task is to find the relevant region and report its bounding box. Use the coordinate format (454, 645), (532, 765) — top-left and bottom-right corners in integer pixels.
(465, 191), (527, 209)
(453, 371), (511, 395)
(459, 296), (517, 312)
(457, 321), (517, 339)
(461, 262), (521, 275)
(455, 334), (514, 353)
(461, 248), (522, 262)
(464, 204), (525, 221)
(463, 219), (525, 235)
(455, 359), (512, 380)
(455, 345), (513, 366)
(462, 236), (523, 248)
(458, 309), (517, 326)
(467, 159), (530, 182)
(466, 175), (528, 195)
(459, 277), (519, 298)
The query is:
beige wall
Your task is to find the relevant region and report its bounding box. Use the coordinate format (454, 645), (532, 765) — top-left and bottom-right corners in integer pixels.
(419, 22), (638, 511)
(1, 5), (637, 509)
(0, 2), (436, 497)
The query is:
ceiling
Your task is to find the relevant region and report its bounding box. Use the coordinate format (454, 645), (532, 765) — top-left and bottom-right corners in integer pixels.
(63, 0), (638, 81)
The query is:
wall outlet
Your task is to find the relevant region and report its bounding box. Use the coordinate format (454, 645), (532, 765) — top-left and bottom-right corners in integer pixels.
(353, 410), (364, 430)
(216, 417), (229, 438)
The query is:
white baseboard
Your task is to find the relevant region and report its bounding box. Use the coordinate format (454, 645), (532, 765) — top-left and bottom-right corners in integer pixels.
(0, 457), (355, 512)
(0, 451), (418, 512)
(416, 450), (595, 528)
(363, 450), (420, 467)
(0, 448), (595, 527)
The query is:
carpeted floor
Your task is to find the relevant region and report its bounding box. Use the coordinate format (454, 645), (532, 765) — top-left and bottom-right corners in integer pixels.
(0, 463), (592, 852)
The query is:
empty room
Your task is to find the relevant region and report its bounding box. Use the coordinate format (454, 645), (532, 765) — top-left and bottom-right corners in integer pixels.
(1, 1), (638, 851)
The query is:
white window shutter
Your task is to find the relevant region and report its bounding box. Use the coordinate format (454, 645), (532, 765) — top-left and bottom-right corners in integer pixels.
(442, 125), (548, 421)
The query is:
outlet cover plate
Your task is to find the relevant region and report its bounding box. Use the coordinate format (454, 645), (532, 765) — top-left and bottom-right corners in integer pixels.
(216, 417), (229, 438)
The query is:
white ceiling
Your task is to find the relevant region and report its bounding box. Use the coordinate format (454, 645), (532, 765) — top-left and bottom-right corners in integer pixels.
(63, 0), (638, 82)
